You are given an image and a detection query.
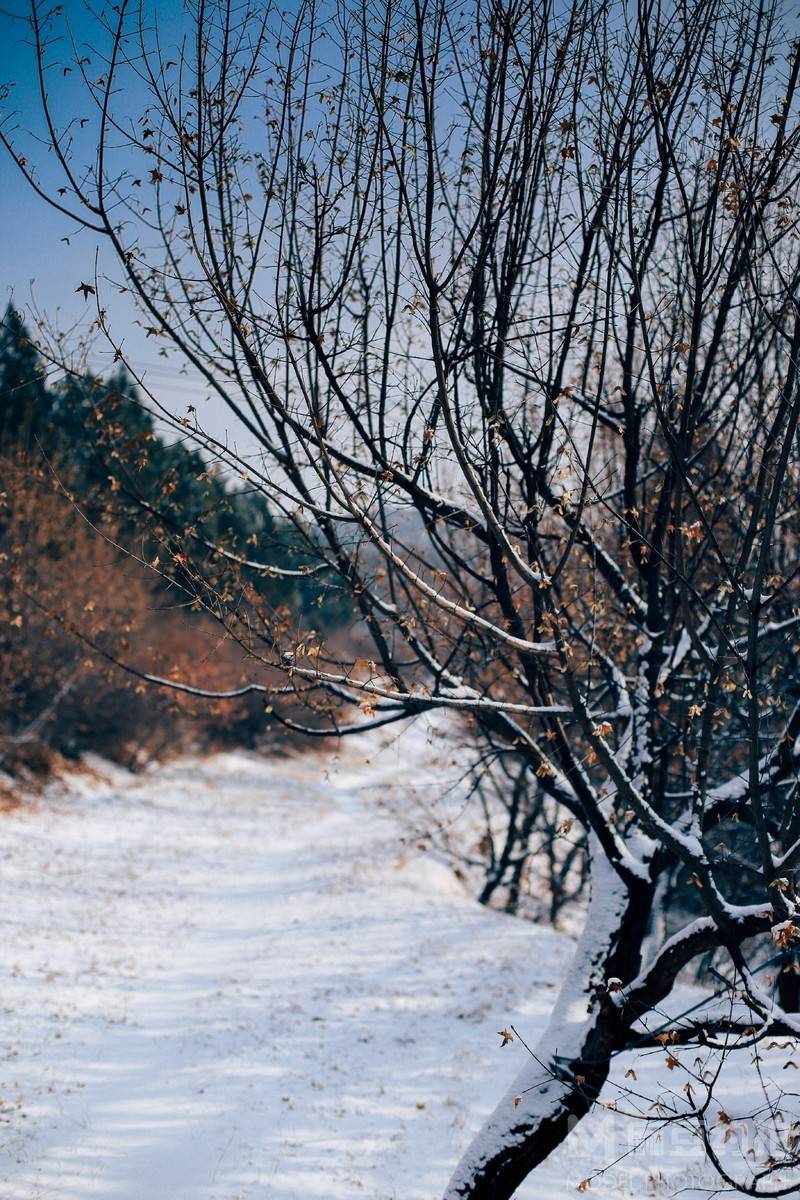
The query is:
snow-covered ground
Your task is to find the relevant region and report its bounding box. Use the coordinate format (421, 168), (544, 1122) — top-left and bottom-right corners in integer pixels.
(0, 728), (777, 1199)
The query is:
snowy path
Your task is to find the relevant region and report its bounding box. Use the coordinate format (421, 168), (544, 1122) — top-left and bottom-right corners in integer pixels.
(1, 743), (717, 1199)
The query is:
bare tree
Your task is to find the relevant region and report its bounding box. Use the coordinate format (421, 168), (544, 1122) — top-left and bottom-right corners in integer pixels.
(5, 0), (800, 1195)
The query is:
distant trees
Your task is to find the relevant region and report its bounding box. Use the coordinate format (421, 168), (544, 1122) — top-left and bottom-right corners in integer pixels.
(0, 305), (50, 450)
(0, 303), (337, 605)
(0, 306), (347, 767)
(5, 0), (800, 1196)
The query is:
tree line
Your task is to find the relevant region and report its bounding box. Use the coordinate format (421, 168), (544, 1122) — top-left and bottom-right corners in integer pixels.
(0, 303), (350, 771)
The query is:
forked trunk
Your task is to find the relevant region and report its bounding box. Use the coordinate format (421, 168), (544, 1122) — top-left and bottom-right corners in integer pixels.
(445, 850), (652, 1200)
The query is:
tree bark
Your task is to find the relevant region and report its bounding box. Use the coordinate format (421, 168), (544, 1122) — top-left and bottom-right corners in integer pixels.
(444, 850), (651, 1199)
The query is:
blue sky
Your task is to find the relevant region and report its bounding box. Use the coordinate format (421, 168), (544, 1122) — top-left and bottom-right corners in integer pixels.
(1, 1), (94, 327)
(0, 0), (213, 429)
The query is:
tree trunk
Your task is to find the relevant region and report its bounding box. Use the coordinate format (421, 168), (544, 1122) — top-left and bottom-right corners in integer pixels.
(445, 848), (652, 1199)
(778, 953), (800, 1012)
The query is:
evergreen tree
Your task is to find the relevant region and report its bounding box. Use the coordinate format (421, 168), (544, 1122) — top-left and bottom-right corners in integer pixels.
(0, 305), (52, 451)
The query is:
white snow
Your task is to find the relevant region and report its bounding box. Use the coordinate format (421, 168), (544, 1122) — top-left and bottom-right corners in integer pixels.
(1, 732), (795, 1199)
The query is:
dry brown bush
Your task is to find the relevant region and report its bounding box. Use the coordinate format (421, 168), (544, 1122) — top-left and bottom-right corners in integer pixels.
(0, 456), (307, 778)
